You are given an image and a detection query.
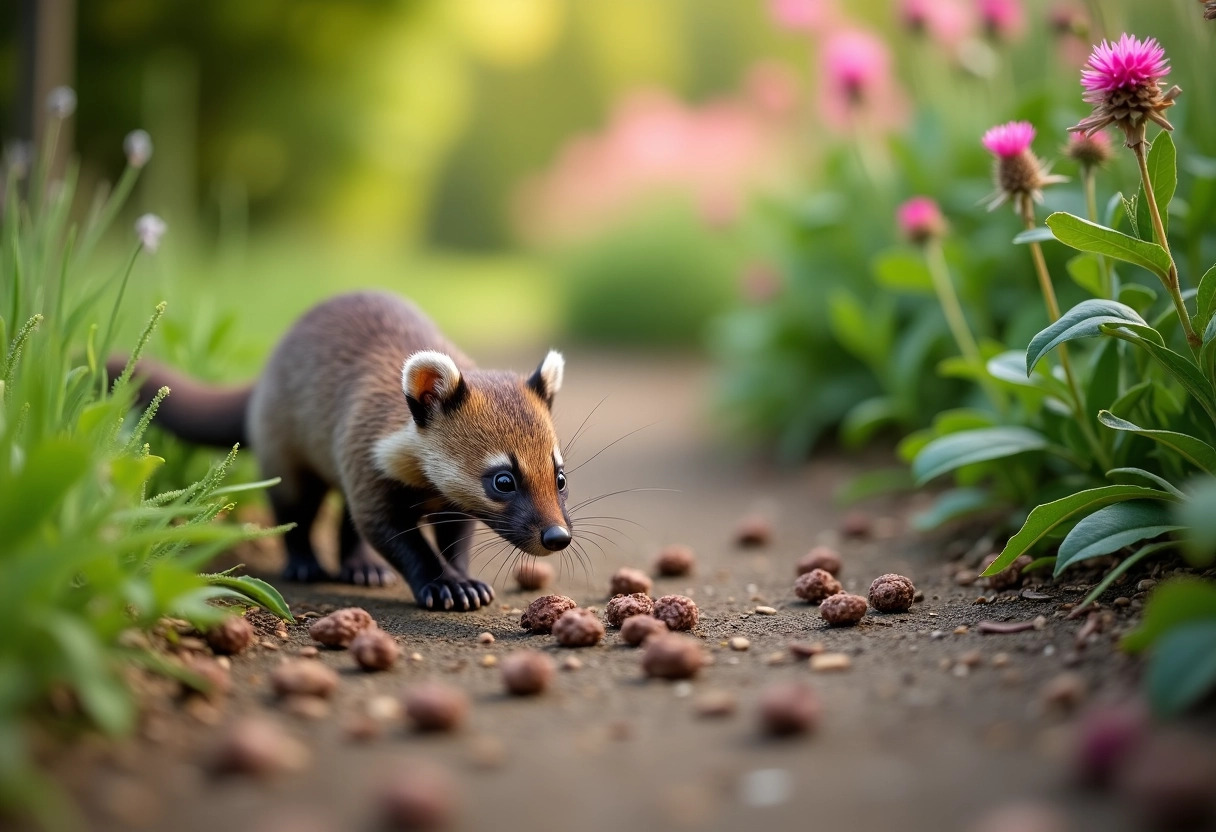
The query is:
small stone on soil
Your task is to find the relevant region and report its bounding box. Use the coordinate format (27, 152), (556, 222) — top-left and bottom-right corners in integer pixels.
(642, 634), (707, 680)
(654, 545), (696, 577)
(501, 650), (556, 696)
(308, 607), (375, 648)
(758, 683), (820, 737)
(553, 608), (606, 647)
(477, 632), (494, 644)
(810, 653), (851, 672)
(734, 515), (772, 547)
(694, 691), (738, 718)
(754, 605), (777, 615)
(271, 660), (338, 699)
(789, 642), (825, 658)
(728, 637), (750, 651)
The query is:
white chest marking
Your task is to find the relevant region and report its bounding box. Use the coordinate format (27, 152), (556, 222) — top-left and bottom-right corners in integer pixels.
(372, 423), (429, 488)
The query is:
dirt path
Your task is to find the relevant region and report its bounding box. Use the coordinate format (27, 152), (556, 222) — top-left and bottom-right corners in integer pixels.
(57, 354), (1156, 832)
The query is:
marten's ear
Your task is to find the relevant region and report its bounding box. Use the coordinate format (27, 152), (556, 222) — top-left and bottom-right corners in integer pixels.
(526, 350), (564, 408)
(402, 351), (466, 428)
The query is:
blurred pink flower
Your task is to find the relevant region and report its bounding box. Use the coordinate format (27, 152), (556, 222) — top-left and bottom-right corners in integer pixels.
(745, 61), (801, 119)
(1071, 34), (1179, 147)
(981, 120), (1035, 158)
(768, 0), (835, 33)
(818, 29), (907, 133)
(740, 262), (783, 304)
(1065, 130), (1113, 169)
(977, 0), (1025, 41)
(897, 197), (946, 243)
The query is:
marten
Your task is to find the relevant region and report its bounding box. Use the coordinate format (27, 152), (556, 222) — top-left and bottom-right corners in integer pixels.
(112, 291), (572, 611)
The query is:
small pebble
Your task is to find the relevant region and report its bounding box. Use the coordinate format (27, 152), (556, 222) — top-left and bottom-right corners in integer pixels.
(953, 626), (969, 635)
(734, 515), (772, 547)
(350, 628), (400, 672)
(694, 691), (738, 718)
(642, 634), (707, 680)
(480, 655), (498, 668)
(210, 718), (309, 777)
(500, 650), (556, 696)
(308, 607), (375, 648)
(788, 642), (825, 659)
(819, 593), (867, 626)
(297, 646), (319, 659)
(809, 653), (851, 672)
(728, 637), (750, 652)
(754, 605), (777, 616)
(561, 656), (583, 671)
(282, 694), (330, 721)
(205, 617), (255, 655)
(477, 632), (494, 645)
(1040, 672), (1087, 713)
(758, 683), (819, 737)
(271, 660), (338, 699)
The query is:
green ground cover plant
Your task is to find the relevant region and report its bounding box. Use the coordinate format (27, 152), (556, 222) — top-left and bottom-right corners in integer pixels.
(0, 93), (289, 827)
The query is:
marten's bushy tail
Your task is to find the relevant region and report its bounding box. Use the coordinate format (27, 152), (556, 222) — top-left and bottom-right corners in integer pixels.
(106, 357), (252, 448)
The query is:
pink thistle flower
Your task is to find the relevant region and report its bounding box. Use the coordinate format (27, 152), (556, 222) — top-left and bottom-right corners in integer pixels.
(897, 197), (947, 244)
(981, 121), (1035, 158)
(1064, 130), (1113, 170)
(817, 29), (907, 133)
(977, 0), (1025, 41)
(1070, 34), (1181, 147)
(982, 121), (1067, 214)
(899, 0), (933, 33)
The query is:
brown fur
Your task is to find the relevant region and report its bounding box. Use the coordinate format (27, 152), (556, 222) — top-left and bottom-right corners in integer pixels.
(121, 291), (570, 610)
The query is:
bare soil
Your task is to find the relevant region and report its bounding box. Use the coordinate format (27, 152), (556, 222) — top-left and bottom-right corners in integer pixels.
(43, 354), (1205, 832)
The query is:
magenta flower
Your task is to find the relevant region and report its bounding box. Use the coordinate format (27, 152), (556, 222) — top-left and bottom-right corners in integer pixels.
(897, 197), (947, 244)
(1071, 34), (1181, 147)
(982, 121), (1066, 213)
(981, 121), (1035, 158)
(977, 0), (1025, 41)
(817, 29), (907, 133)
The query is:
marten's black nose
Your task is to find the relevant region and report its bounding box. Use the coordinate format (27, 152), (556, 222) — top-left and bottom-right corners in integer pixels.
(541, 525), (572, 551)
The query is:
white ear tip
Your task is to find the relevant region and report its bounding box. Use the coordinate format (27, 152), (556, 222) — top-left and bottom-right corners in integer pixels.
(401, 350), (461, 396)
(541, 350), (564, 394)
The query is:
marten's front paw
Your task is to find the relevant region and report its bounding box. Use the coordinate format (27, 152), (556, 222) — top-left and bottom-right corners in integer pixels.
(282, 556), (331, 583)
(339, 547), (399, 587)
(416, 578), (494, 611)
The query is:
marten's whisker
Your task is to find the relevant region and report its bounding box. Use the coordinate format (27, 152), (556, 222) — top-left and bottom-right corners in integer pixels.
(566, 422), (656, 474)
(561, 394), (608, 459)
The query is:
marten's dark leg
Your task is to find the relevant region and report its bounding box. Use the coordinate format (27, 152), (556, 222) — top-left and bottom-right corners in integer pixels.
(337, 504), (398, 587)
(269, 469), (330, 583)
(431, 517), (494, 607)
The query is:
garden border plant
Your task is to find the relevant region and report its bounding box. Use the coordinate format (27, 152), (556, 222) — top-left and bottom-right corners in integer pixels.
(909, 32), (1216, 716)
(0, 89), (290, 828)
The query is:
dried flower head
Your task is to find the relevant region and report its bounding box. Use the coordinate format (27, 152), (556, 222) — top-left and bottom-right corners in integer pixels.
(1070, 34), (1180, 148)
(977, 0), (1025, 41)
(897, 196), (947, 244)
(46, 86), (77, 119)
(123, 130), (153, 169)
(135, 213), (167, 253)
(1205, 1), (1216, 21)
(981, 121), (1067, 214)
(1064, 130), (1114, 170)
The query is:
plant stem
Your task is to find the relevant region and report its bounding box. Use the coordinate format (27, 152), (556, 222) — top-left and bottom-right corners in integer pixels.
(1021, 201), (1112, 472)
(1133, 142), (1198, 349)
(925, 240), (1004, 410)
(1081, 167), (1113, 297)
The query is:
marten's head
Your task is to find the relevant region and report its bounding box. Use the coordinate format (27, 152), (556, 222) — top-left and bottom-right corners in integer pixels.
(397, 350), (571, 557)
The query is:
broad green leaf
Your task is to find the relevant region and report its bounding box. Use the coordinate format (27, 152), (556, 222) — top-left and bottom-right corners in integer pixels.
(1066, 254), (1104, 296)
(932, 408), (996, 435)
(1025, 299), (1147, 374)
(1106, 467), (1186, 499)
(1022, 556), (1057, 574)
(872, 250), (933, 293)
(1045, 212), (1170, 279)
(1146, 622), (1216, 715)
(1117, 284), (1157, 314)
(203, 574), (293, 620)
(1085, 339), (1120, 424)
(1097, 411), (1216, 475)
(912, 427), (1049, 484)
(1100, 324), (1216, 420)
(987, 351), (1068, 398)
(1124, 578), (1216, 652)
(110, 454), (164, 493)
(840, 396), (899, 449)
(1108, 380), (1153, 420)
(1012, 227), (1055, 245)
(1055, 500), (1182, 576)
(1146, 132), (1176, 237)
(1196, 264), (1216, 327)
(982, 484), (1175, 575)
(1201, 314), (1216, 384)
(912, 488), (999, 531)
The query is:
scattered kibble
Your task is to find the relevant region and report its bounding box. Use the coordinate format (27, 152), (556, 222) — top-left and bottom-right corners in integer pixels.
(553, 608), (605, 647)
(758, 683), (820, 737)
(204, 616), (254, 655)
(610, 567), (653, 595)
(604, 593), (655, 627)
(297, 646), (319, 659)
(620, 615), (669, 646)
(378, 764), (457, 830)
(820, 593), (867, 626)
(653, 595), (699, 631)
(796, 546), (842, 576)
(642, 634), (707, 680)
(794, 569), (842, 604)
(210, 717), (310, 777)
(520, 595), (577, 634)
(501, 650), (556, 696)
(868, 573), (916, 613)
(308, 607), (375, 648)
(515, 559), (554, 591)
(839, 510), (872, 538)
(734, 515), (772, 547)
(350, 628), (400, 672)
(654, 545), (696, 577)
(404, 683), (469, 733)
(271, 660), (339, 699)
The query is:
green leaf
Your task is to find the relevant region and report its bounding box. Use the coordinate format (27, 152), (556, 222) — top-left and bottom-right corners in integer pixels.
(1085, 338), (1120, 425)
(987, 351), (1068, 397)
(1146, 132), (1176, 237)
(1054, 500), (1182, 576)
(982, 485), (1175, 575)
(1201, 314), (1216, 385)
(872, 250), (933, 293)
(828, 289), (891, 368)
(1097, 411), (1216, 475)
(912, 427), (1049, 484)
(1146, 621), (1216, 715)
(44, 615), (135, 735)
(1013, 227), (1055, 245)
(1066, 254), (1105, 296)
(912, 488), (999, 531)
(1108, 380), (1153, 420)
(1025, 299), (1147, 374)
(840, 396), (899, 449)
(1117, 284), (1157, 315)
(203, 574), (293, 620)
(0, 439), (92, 549)
(1124, 578), (1216, 652)
(1045, 212), (1171, 279)
(1106, 467), (1186, 499)
(1196, 265), (1216, 327)
(1175, 477), (1216, 568)
(834, 467), (914, 505)
(1100, 324), (1216, 421)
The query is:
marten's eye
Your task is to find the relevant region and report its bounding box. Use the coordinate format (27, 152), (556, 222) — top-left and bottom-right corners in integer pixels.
(492, 472), (517, 494)
(556, 470), (567, 491)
